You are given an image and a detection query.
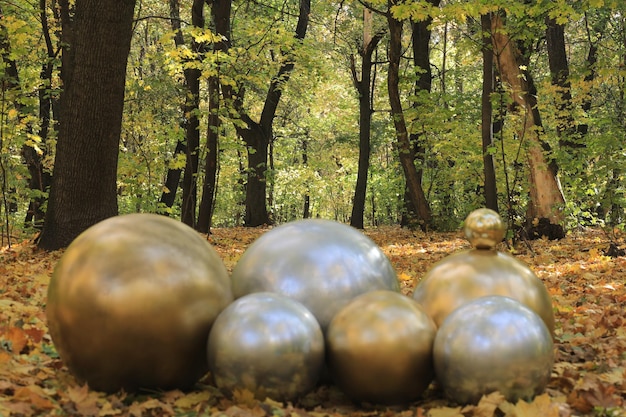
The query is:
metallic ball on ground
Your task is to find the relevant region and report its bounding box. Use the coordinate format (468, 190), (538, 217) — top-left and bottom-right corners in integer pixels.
(433, 295), (554, 404)
(326, 290), (437, 405)
(412, 248), (555, 334)
(207, 292), (325, 402)
(46, 213), (233, 392)
(463, 208), (506, 249)
(231, 219), (400, 332)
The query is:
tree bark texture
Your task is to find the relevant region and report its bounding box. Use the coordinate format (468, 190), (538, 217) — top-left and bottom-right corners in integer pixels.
(38, 0), (137, 250)
(490, 13), (565, 226)
(387, 4), (431, 230)
(481, 13), (498, 212)
(350, 8), (383, 230)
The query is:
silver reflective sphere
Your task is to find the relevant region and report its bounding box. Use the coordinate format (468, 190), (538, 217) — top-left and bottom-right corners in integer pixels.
(47, 214), (233, 392)
(207, 292), (325, 402)
(412, 249), (555, 335)
(434, 295), (554, 404)
(231, 219), (400, 332)
(464, 208), (506, 249)
(326, 290), (437, 405)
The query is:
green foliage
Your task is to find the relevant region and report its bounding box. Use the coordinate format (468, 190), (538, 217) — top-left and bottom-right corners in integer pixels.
(0, 1), (56, 241)
(1, 0), (625, 236)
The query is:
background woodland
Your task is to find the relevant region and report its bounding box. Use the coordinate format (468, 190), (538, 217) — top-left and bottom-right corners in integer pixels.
(0, 0), (625, 248)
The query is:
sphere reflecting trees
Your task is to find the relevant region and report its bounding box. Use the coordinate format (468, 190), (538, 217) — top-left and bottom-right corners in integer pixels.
(47, 214), (233, 392)
(207, 292), (325, 401)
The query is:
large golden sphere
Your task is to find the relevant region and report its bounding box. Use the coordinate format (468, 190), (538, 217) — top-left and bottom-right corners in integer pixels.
(412, 249), (554, 334)
(434, 296), (554, 404)
(207, 292), (325, 402)
(326, 290), (437, 405)
(463, 208), (506, 249)
(231, 219), (399, 332)
(46, 213), (233, 392)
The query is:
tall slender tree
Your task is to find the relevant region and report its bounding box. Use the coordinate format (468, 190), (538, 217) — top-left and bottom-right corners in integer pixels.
(401, 0), (439, 227)
(159, 0), (190, 212)
(179, 0), (206, 227)
(220, 0), (311, 227)
(38, 0), (137, 249)
(387, 0), (431, 230)
(481, 13), (498, 212)
(350, 7), (384, 229)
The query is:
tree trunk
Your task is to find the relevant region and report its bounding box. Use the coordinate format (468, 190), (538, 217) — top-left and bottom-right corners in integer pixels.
(240, 122), (270, 226)
(481, 13), (498, 212)
(579, 13), (605, 137)
(180, 0), (205, 227)
(387, 3), (431, 231)
(350, 8), (383, 230)
(160, 140), (185, 209)
(545, 16), (583, 149)
(196, 75), (220, 233)
(159, 0), (188, 211)
(220, 0), (310, 227)
(491, 13), (565, 232)
(38, 0), (136, 250)
(302, 138), (310, 218)
(401, 2), (438, 228)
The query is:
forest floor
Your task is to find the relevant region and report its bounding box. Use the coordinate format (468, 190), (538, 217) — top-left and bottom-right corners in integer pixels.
(0, 225), (625, 417)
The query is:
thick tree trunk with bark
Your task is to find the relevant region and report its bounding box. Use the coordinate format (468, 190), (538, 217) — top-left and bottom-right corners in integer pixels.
(38, 0), (136, 250)
(387, 5), (431, 231)
(491, 14), (565, 233)
(350, 8), (383, 230)
(481, 13), (498, 212)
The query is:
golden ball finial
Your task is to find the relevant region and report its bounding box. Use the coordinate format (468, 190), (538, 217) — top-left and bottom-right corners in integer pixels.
(463, 208), (506, 249)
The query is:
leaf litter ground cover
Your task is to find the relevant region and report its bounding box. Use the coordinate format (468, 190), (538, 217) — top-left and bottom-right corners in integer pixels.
(0, 226), (624, 417)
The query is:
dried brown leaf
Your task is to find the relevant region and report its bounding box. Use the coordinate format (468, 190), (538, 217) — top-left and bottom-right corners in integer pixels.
(498, 394), (560, 417)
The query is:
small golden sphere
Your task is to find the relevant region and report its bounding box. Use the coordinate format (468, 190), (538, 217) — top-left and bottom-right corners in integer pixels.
(327, 290), (436, 405)
(463, 208), (506, 249)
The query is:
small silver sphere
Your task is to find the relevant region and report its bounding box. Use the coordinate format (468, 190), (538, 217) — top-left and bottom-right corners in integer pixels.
(231, 219), (400, 332)
(463, 208), (506, 249)
(47, 214), (233, 392)
(207, 292), (325, 402)
(326, 290), (437, 405)
(412, 249), (555, 335)
(433, 296), (554, 404)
